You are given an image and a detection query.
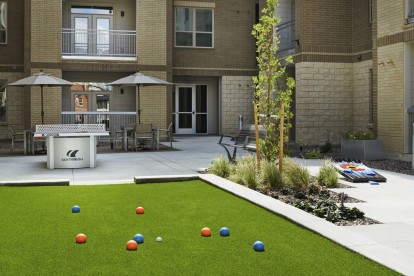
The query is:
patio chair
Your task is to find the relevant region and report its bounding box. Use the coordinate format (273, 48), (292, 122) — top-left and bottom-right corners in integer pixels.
(112, 125), (126, 150)
(158, 122), (173, 148)
(133, 123), (154, 151)
(10, 128), (25, 154)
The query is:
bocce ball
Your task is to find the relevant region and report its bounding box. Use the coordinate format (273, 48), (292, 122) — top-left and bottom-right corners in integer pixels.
(253, 241), (265, 252)
(72, 205), (80, 213)
(126, 240), (138, 250)
(75, 233), (87, 243)
(156, 237), (162, 242)
(133, 234), (144, 244)
(220, 227), (230, 237)
(201, 227), (211, 237)
(136, 207), (144, 214)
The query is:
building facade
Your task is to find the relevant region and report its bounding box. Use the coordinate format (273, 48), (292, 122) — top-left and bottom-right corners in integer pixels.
(277, 0), (414, 160)
(1, 0), (413, 160)
(0, 0), (260, 141)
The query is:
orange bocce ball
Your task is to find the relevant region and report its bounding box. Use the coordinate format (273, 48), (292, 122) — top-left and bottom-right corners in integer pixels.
(76, 233), (87, 243)
(201, 227), (211, 237)
(136, 207), (144, 214)
(126, 240), (138, 250)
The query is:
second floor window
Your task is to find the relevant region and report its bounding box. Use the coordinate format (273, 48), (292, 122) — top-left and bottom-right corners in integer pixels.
(175, 7), (213, 48)
(0, 2), (6, 44)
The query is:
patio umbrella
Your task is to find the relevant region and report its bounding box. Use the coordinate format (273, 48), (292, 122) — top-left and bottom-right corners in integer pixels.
(108, 72), (171, 124)
(6, 71), (73, 124)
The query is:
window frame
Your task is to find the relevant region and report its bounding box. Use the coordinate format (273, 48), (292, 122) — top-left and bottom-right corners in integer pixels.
(175, 7), (214, 49)
(0, 1), (7, 44)
(0, 80), (7, 123)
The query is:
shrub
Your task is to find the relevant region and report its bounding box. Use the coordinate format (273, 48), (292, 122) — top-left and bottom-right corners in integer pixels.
(317, 159), (339, 188)
(304, 149), (321, 159)
(208, 155), (232, 178)
(260, 159), (283, 189)
(320, 141), (332, 153)
(231, 154), (259, 189)
(343, 130), (373, 140)
(284, 158), (311, 191)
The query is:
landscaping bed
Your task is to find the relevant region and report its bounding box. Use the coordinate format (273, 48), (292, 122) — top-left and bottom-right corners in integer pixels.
(257, 183), (380, 226)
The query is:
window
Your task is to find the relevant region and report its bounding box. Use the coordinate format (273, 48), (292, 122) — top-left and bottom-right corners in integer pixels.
(175, 7), (213, 48)
(0, 80), (6, 122)
(408, 0), (414, 23)
(0, 2), (6, 44)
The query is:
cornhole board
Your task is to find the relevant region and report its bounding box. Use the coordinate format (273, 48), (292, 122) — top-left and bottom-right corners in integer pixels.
(334, 161), (387, 183)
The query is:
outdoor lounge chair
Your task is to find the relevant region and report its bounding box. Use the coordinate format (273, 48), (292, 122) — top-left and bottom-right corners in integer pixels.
(158, 122), (173, 148)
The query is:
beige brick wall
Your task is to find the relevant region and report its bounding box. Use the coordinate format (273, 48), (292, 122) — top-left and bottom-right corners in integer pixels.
(0, 72), (25, 139)
(352, 60), (373, 129)
(377, 0), (405, 37)
(295, 62), (353, 145)
(29, 69), (63, 126)
(138, 0), (167, 66)
(139, 71), (169, 131)
(30, 0), (61, 63)
(377, 43), (405, 156)
(221, 76), (254, 135)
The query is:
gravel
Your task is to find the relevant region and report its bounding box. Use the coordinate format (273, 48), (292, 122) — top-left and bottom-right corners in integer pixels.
(290, 144), (414, 176)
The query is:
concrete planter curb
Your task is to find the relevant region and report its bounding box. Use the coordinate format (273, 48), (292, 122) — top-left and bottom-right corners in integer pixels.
(341, 138), (383, 160)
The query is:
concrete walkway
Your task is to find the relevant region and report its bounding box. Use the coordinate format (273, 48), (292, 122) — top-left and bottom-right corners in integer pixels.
(1, 136), (413, 275)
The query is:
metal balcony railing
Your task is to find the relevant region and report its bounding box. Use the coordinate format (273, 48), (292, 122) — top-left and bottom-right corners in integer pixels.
(62, 29), (136, 57)
(277, 20), (296, 53)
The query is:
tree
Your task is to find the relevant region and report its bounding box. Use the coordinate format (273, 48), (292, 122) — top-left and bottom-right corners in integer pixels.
(252, 0), (295, 174)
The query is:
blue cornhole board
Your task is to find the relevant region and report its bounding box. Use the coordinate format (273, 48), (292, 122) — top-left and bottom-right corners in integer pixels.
(334, 161), (387, 183)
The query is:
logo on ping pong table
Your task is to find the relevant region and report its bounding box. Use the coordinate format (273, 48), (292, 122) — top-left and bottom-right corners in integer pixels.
(66, 150), (79, 158)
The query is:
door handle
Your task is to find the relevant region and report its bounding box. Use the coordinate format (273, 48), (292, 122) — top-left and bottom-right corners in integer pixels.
(192, 110), (195, 115)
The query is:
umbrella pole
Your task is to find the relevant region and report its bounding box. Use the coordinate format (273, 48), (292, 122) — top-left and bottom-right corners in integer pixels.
(40, 85), (44, 125)
(137, 85), (141, 124)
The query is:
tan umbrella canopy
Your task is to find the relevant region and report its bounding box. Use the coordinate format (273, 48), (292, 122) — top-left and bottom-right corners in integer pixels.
(7, 71), (73, 124)
(108, 72), (172, 124)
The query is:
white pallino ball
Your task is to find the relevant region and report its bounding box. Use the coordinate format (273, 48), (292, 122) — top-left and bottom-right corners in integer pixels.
(156, 237), (162, 242)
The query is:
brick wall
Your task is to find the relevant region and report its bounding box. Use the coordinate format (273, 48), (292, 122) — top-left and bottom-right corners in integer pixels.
(296, 0), (351, 50)
(352, 0), (372, 52)
(295, 62), (353, 145)
(377, 43), (405, 156)
(221, 76), (254, 135)
(29, 69), (63, 126)
(173, 0), (257, 70)
(352, 60), (372, 130)
(139, 71), (169, 130)
(138, 0), (167, 66)
(0, 72), (25, 139)
(377, 0), (404, 37)
(30, 0), (61, 63)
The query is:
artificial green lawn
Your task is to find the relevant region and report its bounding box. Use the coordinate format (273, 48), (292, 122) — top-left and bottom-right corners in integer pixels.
(0, 181), (396, 275)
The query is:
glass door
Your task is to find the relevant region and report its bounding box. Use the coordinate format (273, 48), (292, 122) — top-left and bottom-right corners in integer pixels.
(175, 85), (208, 134)
(71, 9), (113, 55)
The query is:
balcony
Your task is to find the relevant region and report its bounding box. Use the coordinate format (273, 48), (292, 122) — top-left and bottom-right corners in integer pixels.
(62, 29), (136, 60)
(277, 20), (296, 56)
